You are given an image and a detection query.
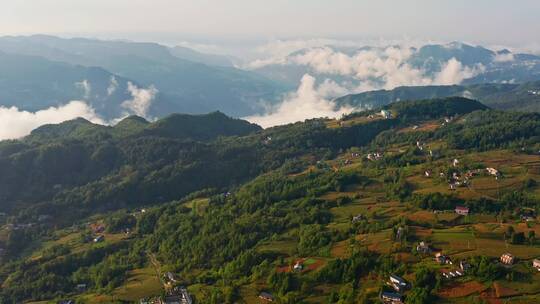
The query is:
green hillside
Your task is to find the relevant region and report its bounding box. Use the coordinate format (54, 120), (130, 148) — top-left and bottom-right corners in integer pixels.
(0, 98), (539, 304)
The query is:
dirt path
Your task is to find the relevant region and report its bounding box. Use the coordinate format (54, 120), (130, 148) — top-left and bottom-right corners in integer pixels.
(148, 252), (165, 287)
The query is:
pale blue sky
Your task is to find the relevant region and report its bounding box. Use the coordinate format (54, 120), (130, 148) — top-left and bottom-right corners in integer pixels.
(1, 0), (539, 47)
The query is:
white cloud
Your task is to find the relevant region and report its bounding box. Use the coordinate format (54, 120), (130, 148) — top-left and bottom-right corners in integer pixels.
(244, 74), (356, 128)
(244, 45), (487, 128)
(75, 79), (91, 99)
(107, 76), (119, 96)
(434, 58), (485, 85)
(0, 101), (105, 140)
(493, 52), (515, 62)
(121, 82), (158, 118)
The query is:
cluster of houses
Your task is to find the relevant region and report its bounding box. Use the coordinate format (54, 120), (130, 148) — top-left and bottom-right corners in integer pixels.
(366, 152), (383, 161)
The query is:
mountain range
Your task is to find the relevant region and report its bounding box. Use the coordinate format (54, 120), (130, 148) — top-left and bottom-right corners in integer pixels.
(0, 35), (285, 118)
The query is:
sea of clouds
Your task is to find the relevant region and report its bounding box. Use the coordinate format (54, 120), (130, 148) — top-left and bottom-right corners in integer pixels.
(245, 40), (486, 127)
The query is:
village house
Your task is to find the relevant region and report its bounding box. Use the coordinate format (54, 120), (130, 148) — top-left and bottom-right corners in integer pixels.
(352, 214), (365, 223)
(459, 260), (471, 271)
(424, 170), (432, 177)
(486, 167), (500, 177)
(533, 259), (540, 271)
(435, 252), (452, 265)
(380, 110), (392, 119)
(93, 235), (104, 243)
(500, 253), (515, 265)
(389, 274), (409, 292)
(366, 152), (383, 161)
(455, 206), (469, 216)
(381, 291), (404, 304)
(164, 272), (178, 284)
(293, 260), (304, 272)
(259, 292), (274, 302)
(416, 241), (431, 254)
(452, 158), (460, 167)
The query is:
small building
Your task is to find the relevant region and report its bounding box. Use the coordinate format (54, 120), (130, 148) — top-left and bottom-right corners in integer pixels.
(293, 261), (303, 272)
(389, 274), (409, 292)
(486, 167), (500, 177)
(352, 214), (365, 223)
(500, 253), (515, 265)
(259, 292), (274, 302)
(416, 241), (431, 254)
(435, 253), (452, 265)
(455, 206), (469, 216)
(165, 272), (177, 283)
(459, 260), (471, 271)
(380, 110), (392, 119)
(93, 235), (105, 243)
(381, 291), (403, 304)
(533, 259), (540, 271)
(424, 170), (432, 177)
(452, 158), (460, 167)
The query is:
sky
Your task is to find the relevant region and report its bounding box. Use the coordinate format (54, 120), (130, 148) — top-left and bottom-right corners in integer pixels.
(1, 0), (540, 49)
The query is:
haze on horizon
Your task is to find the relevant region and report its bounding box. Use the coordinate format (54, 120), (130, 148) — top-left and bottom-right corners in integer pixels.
(1, 0), (540, 52)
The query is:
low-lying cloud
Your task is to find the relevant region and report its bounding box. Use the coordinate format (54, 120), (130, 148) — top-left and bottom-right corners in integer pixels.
(0, 101), (105, 140)
(245, 74), (356, 128)
(0, 81), (159, 140)
(121, 82), (158, 118)
(107, 76), (119, 96)
(75, 79), (92, 99)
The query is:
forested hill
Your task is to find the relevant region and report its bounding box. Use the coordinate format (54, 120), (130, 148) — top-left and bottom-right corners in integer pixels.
(335, 81), (540, 113)
(0, 97), (530, 223)
(27, 111), (261, 142)
(1, 97), (540, 303)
